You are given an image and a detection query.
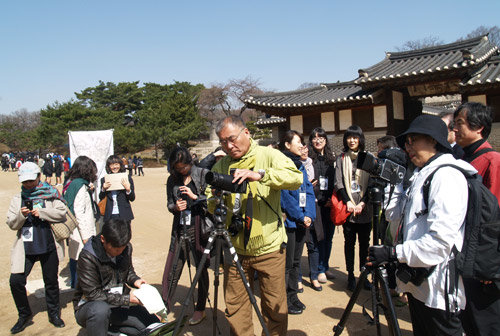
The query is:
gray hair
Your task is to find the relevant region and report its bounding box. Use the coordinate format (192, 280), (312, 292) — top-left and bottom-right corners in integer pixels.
(215, 115), (246, 135)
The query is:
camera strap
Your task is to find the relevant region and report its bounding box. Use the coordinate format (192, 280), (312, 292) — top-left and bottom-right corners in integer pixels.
(244, 191), (253, 249)
(256, 190), (282, 228)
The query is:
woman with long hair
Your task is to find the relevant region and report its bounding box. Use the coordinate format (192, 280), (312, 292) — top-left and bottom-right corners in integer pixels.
(280, 130), (315, 314)
(161, 147), (210, 325)
(307, 127), (336, 289)
(63, 155), (98, 288)
(99, 155), (135, 224)
(334, 125), (372, 291)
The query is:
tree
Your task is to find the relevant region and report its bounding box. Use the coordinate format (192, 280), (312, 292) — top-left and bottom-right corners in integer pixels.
(0, 109), (40, 150)
(137, 81), (206, 161)
(297, 82), (320, 90)
(459, 25), (500, 47)
(38, 100), (122, 150)
(395, 36), (444, 51)
(197, 76), (264, 128)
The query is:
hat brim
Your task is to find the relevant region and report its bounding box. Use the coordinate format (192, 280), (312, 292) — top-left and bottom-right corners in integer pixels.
(396, 127), (452, 153)
(19, 173), (39, 183)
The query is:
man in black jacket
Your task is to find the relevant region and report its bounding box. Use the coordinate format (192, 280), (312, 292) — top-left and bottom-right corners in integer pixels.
(73, 219), (158, 336)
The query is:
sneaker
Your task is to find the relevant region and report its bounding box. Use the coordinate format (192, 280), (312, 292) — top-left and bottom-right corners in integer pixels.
(317, 272), (327, 283)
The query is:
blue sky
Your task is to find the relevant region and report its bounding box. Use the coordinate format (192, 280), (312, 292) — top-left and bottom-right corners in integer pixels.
(1, 0), (499, 114)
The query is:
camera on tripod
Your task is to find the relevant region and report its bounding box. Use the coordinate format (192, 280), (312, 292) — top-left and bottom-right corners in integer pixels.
(205, 168), (247, 194)
(357, 148), (407, 185)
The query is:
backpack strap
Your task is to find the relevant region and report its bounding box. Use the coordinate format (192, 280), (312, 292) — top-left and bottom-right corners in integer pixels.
(422, 164), (471, 211)
(466, 147), (495, 163)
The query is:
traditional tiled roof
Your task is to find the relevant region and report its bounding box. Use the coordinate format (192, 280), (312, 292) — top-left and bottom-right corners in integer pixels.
(461, 54), (500, 88)
(255, 116), (286, 126)
(355, 35), (498, 87)
(245, 81), (381, 109)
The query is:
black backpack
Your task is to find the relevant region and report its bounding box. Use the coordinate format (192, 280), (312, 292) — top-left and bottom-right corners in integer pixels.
(423, 164), (500, 282)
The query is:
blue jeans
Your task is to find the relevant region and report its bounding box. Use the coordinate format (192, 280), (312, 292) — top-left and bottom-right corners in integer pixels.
(75, 301), (159, 336)
(318, 206), (335, 273)
(306, 228), (320, 281)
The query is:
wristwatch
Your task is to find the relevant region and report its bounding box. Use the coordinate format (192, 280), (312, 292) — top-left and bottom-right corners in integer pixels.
(258, 169), (266, 179)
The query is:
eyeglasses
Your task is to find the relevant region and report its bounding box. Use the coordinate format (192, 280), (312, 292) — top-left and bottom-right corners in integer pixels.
(312, 137), (326, 143)
(219, 128), (245, 146)
(405, 135), (422, 146)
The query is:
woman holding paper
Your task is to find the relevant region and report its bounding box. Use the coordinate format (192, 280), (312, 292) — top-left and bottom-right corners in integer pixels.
(99, 155), (135, 225)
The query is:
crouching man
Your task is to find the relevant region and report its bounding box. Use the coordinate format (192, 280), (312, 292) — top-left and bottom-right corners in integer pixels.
(73, 219), (159, 336)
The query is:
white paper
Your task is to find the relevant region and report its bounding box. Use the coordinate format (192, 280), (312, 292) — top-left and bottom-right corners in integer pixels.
(105, 173), (128, 191)
(134, 284), (168, 320)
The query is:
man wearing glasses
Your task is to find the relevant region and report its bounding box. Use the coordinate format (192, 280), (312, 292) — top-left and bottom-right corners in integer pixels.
(207, 115), (303, 336)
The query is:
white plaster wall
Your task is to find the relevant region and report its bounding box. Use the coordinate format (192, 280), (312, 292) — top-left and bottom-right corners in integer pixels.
(339, 109), (352, 130)
(321, 112), (335, 132)
(374, 105), (388, 127)
(392, 91), (404, 120)
(290, 115), (303, 133)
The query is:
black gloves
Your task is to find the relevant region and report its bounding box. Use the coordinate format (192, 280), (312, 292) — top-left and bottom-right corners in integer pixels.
(367, 245), (397, 266)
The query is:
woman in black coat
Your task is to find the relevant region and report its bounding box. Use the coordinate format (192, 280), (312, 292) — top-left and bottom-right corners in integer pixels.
(307, 127), (336, 286)
(161, 147), (209, 326)
(99, 155), (135, 224)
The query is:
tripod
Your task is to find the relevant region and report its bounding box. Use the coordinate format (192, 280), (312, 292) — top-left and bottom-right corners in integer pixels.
(172, 191), (270, 336)
(333, 184), (402, 336)
(165, 209), (203, 317)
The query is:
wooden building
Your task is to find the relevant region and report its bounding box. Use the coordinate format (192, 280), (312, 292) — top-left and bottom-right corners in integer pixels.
(245, 35), (500, 151)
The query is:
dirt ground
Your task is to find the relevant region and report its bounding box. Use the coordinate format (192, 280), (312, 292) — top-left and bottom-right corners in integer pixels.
(0, 167), (414, 335)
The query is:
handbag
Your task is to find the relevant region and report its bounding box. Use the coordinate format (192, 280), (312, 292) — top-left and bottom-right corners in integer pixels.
(51, 206), (79, 241)
(330, 190), (352, 226)
(98, 197), (107, 216)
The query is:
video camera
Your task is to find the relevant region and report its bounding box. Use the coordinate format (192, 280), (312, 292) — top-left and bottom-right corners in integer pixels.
(356, 148), (407, 185)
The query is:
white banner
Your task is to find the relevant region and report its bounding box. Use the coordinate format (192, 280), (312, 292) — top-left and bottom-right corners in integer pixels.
(68, 129), (114, 197)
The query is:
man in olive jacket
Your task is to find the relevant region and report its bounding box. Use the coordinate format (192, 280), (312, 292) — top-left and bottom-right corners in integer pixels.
(73, 219), (158, 336)
(207, 116), (303, 336)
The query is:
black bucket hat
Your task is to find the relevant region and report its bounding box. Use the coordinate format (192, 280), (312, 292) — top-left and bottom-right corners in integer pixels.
(396, 114), (452, 153)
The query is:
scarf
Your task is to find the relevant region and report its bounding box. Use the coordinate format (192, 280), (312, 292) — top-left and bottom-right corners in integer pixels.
(21, 181), (66, 204)
(283, 150), (302, 169)
(63, 178), (89, 215)
(342, 150), (370, 204)
(227, 139), (262, 249)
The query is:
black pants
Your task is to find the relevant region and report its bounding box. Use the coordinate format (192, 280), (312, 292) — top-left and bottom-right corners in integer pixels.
(75, 301), (159, 336)
(343, 221), (371, 273)
(407, 293), (463, 336)
(460, 278), (500, 336)
(10, 249), (60, 318)
(285, 227), (306, 305)
(163, 233), (209, 312)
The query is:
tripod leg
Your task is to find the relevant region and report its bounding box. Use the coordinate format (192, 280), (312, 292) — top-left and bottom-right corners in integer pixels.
(212, 234), (223, 336)
(222, 231), (270, 336)
(333, 267), (370, 336)
(172, 230), (217, 336)
(375, 267), (402, 336)
(166, 235), (186, 312)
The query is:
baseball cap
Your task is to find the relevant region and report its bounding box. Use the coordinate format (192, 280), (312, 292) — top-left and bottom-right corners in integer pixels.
(18, 162), (41, 183)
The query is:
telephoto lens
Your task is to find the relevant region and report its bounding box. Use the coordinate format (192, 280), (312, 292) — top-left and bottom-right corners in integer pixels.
(205, 171), (247, 193)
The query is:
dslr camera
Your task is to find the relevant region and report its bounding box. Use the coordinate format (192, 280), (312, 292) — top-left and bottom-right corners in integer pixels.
(396, 263), (436, 286)
(205, 168), (247, 194)
(356, 148), (407, 185)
